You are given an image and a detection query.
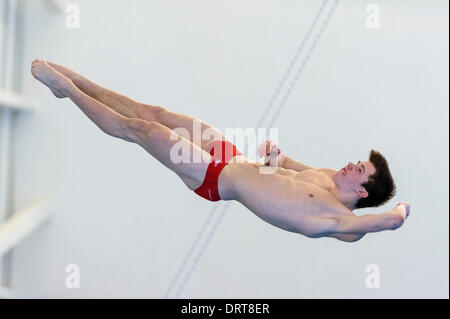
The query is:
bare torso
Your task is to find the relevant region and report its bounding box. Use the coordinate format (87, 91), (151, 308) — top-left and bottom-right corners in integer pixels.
(218, 156), (353, 237)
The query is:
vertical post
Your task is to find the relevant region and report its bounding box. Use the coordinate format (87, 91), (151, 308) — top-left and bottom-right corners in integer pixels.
(0, 0), (7, 287)
(0, 1), (5, 80)
(0, 0), (18, 287)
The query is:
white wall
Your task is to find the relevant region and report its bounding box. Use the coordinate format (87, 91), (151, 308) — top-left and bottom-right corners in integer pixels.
(9, 0), (449, 298)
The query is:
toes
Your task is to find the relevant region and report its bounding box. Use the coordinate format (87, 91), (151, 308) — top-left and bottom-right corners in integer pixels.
(31, 59), (44, 67)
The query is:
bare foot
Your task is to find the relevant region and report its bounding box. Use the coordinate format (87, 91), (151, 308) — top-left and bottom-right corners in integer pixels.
(31, 59), (72, 98)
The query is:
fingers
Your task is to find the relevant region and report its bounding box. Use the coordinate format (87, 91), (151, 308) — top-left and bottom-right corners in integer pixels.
(258, 140), (281, 158)
(258, 142), (266, 157)
(258, 141), (281, 168)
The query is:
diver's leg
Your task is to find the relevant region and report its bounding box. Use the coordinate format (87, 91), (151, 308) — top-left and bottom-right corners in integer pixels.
(32, 59), (211, 190)
(47, 61), (228, 149)
(47, 61), (146, 119)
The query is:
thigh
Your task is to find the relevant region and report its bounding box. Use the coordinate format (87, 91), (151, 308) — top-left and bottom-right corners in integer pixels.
(137, 122), (212, 189)
(155, 109), (229, 149)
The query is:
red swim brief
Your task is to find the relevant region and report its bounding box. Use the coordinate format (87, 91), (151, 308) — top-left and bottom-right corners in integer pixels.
(194, 140), (242, 202)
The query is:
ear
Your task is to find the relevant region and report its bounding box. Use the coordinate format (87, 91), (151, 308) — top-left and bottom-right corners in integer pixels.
(356, 188), (369, 198)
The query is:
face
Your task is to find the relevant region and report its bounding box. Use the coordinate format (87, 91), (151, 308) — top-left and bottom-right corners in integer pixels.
(333, 160), (376, 198)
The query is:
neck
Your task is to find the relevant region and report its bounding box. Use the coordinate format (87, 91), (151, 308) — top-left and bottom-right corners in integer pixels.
(330, 185), (357, 210)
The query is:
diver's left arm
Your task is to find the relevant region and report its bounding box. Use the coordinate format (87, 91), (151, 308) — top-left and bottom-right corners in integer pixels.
(307, 202), (411, 240)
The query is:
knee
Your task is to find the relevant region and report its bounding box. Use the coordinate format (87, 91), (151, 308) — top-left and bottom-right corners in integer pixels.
(139, 104), (167, 122)
(123, 118), (161, 143)
(153, 108), (172, 125)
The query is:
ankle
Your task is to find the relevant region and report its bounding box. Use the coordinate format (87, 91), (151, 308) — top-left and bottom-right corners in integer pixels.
(62, 79), (77, 97)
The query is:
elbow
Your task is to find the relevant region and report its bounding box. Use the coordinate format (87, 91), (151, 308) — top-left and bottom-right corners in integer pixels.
(345, 234), (366, 243)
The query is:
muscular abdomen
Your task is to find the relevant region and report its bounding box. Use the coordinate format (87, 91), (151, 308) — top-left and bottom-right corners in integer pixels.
(223, 161), (325, 233)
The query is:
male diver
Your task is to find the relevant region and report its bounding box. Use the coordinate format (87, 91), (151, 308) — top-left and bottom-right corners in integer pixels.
(31, 59), (410, 243)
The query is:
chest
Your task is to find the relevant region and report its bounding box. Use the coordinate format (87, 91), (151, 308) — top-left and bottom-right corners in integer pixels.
(296, 170), (335, 191)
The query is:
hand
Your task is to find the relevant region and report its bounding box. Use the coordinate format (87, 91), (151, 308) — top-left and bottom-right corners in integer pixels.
(393, 202), (411, 221)
(258, 140), (283, 166)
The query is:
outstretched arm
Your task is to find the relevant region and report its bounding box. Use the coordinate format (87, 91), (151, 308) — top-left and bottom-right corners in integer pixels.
(306, 203), (411, 241)
(335, 209), (406, 234)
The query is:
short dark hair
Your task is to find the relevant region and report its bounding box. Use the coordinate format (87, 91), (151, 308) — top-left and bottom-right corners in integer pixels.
(355, 150), (396, 209)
